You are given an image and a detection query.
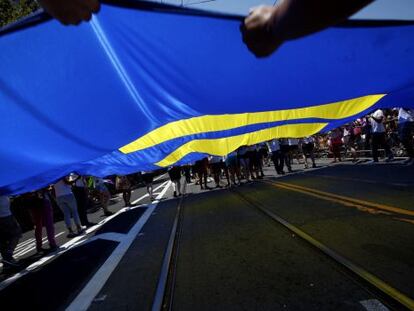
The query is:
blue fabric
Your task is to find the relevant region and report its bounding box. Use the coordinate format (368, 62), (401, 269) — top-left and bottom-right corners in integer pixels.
(1, 3), (414, 195)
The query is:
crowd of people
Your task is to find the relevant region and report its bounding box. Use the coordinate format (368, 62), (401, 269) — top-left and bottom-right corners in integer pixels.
(1, 107), (413, 273)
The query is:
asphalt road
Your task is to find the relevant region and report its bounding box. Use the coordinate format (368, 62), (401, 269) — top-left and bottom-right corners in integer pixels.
(1, 159), (413, 310)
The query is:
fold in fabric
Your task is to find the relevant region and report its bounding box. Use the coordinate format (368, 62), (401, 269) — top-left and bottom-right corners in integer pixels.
(1, 1), (414, 194)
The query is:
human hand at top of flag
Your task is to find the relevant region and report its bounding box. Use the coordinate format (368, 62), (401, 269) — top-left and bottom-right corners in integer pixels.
(38, 0), (100, 25)
(241, 0), (373, 58)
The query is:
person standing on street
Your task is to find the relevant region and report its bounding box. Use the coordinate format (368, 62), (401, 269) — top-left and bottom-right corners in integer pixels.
(268, 139), (284, 174)
(301, 137), (317, 168)
(116, 175), (132, 207)
(142, 171), (155, 201)
(54, 177), (85, 238)
(0, 195), (22, 270)
(27, 190), (58, 254)
(73, 175), (95, 227)
(168, 166), (183, 197)
(398, 108), (414, 165)
(370, 109), (394, 163)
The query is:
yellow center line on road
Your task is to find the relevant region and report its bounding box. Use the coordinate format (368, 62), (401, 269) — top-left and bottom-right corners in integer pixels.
(266, 180), (414, 218)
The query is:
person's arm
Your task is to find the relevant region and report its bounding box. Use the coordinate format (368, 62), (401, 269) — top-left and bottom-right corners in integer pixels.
(371, 116), (383, 123)
(241, 0), (373, 57)
(38, 0), (100, 25)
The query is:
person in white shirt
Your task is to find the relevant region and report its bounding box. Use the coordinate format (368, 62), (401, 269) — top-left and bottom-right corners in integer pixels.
(370, 109), (393, 162)
(398, 108), (414, 164)
(54, 177), (84, 238)
(268, 139), (284, 174)
(0, 195), (22, 269)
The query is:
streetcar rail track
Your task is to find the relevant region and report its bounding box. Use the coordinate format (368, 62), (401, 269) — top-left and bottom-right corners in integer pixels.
(231, 183), (414, 311)
(152, 196), (185, 311)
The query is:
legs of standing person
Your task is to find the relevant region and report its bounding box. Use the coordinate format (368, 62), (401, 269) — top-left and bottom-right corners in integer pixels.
(380, 132), (393, 161)
(211, 164), (220, 187)
(73, 187), (90, 227)
(122, 189), (131, 206)
(198, 171), (204, 190)
(182, 177), (187, 195)
(67, 194), (83, 233)
(240, 158), (250, 181)
(271, 151), (278, 173)
(256, 154), (264, 177)
(400, 122), (414, 161)
(57, 196), (74, 235)
(146, 182), (154, 201)
(309, 148), (316, 167)
(100, 190), (112, 216)
(275, 151), (285, 174)
(333, 145), (342, 162)
(57, 195), (82, 236)
(203, 170), (208, 189)
(223, 164), (230, 186)
(30, 207), (44, 252)
(0, 216), (22, 266)
(284, 151), (292, 172)
(372, 133), (380, 162)
(42, 200), (57, 249)
(172, 179), (181, 197)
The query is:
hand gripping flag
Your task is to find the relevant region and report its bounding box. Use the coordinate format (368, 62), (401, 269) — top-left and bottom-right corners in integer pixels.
(1, 1), (414, 194)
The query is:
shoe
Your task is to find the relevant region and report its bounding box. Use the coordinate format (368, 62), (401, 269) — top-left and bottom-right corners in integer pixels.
(104, 211), (114, 216)
(173, 191), (177, 197)
(49, 245), (59, 252)
(2, 257), (20, 268)
(67, 232), (78, 238)
(77, 227), (86, 235)
(86, 222), (97, 228)
(36, 247), (47, 255)
(312, 164), (316, 168)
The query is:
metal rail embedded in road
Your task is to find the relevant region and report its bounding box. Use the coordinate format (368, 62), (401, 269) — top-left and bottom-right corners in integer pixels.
(151, 196), (185, 311)
(231, 184), (414, 311)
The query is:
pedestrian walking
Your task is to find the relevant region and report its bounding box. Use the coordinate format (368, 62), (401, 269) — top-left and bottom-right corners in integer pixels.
(27, 190), (58, 254)
(268, 139), (284, 174)
(397, 108), (414, 164)
(73, 175), (94, 227)
(168, 166), (182, 197)
(142, 171), (155, 201)
(370, 109), (394, 162)
(0, 195), (22, 270)
(116, 175), (132, 206)
(301, 137), (317, 168)
(54, 177), (84, 238)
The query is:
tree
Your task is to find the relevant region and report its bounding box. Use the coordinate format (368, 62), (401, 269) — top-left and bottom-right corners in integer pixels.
(0, 0), (40, 28)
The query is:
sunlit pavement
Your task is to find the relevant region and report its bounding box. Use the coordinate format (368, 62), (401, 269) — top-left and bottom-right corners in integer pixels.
(1, 158), (413, 310)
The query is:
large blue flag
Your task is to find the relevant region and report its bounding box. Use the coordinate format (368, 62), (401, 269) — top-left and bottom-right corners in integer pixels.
(1, 1), (414, 195)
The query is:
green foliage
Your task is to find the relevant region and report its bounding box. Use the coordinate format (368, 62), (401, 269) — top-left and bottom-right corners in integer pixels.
(0, 0), (40, 28)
